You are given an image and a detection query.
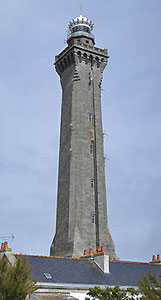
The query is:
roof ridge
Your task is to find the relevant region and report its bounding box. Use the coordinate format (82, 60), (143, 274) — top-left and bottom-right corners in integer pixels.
(110, 259), (160, 265)
(15, 254), (160, 265)
(15, 253), (90, 261)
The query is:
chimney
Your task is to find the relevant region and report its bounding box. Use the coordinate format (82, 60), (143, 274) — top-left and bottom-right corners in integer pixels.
(4, 241), (8, 249)
(152, 255), (156, 261)
(1, 243), (5, 249)
(93, 248), (109, 274)
(101, 246), (104, 252)
(151, 254), (161, 264)
(0, 241), (9, 252)
(89, 248), (93, 255)
(81, 248), (94, 258)
(0, 241), (16, 265)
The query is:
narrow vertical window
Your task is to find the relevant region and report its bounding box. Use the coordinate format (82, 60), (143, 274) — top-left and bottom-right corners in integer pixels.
(77, 51), (82, 63)
(90, 145), (93, 154)
(88, 83), (91, 91)
(92, 214), (96, 224)
(91, 179), (94, 188)
(89, 113), (92, 122)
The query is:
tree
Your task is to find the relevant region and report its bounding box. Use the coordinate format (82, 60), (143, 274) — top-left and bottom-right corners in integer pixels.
(138, 272), (161, 300)
(0, 256), (37, 300)
(85, 273), (161, 299)
(85, 285), (139, 300)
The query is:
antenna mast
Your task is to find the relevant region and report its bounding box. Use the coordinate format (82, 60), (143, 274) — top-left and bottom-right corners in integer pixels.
(80, 0), (83, 15)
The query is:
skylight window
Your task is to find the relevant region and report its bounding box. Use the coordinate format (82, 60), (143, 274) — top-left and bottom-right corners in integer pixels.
(44, 273), (52, 279)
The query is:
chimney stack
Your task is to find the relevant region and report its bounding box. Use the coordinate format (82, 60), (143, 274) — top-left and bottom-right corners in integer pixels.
(93, 247), (110, 274)
(151, 254), (161, 264)
(0, 241), (12, 254)
(0, 241), (9, 251)
(0, 241), (16, 265)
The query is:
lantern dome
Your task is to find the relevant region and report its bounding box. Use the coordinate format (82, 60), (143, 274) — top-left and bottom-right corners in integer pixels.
(67, 14), (94, 42)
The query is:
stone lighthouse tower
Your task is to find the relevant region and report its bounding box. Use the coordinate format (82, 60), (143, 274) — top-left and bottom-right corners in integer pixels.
(50, 14), (117, 260)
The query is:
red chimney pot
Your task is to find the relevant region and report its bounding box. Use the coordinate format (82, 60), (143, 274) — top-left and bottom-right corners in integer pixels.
(89, 248), (93, 255)
(84, 249), (87, 256)
(4, 241), (8, 249)
(97, 246), (101, 252)
(157, 254), (160, 261)
(152, 255), (156, 261)
(101, 246), (104, 252)
(1, 243), (5, 249)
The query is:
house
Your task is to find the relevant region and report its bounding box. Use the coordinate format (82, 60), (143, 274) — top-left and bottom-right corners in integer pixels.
(1, 242), (161, 300)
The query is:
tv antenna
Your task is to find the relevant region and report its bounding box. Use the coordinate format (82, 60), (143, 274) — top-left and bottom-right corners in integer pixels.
(0, 234), (14, 242)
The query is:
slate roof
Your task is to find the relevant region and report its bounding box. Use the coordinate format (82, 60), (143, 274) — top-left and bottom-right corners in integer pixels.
(15, 254), (161, 288)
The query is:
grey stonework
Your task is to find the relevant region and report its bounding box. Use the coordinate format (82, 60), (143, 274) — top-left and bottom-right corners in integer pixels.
(50, 32), (117, 260)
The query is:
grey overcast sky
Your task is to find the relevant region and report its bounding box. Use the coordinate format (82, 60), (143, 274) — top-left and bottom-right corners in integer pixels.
(0, 0), (161, 262)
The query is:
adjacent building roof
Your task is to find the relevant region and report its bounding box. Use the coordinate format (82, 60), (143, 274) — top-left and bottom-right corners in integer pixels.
(15, 254), (161, 288)
(31, 295), (77, 300)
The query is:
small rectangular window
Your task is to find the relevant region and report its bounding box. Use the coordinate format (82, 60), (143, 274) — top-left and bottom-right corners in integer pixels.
(91, 179), (94, 188)
(89, 113), (92, 122)
(90, 145), (93, 154)
(88, 83), (91, 91)
(92, 214), (96, 224)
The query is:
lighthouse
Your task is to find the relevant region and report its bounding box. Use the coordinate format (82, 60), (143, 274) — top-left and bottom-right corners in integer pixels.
(50, 13), (117, 260)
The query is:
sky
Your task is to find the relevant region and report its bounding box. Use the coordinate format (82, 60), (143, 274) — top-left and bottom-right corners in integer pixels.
(0, 0), (161, 262)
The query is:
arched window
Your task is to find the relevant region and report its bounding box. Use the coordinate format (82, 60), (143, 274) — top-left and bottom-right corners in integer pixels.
(77, 51), (82, 63)
(89, 55), (93, 66)
(67, 55), (71, 64)
(83, 53), (88, 64)
(64, 58), (67, 68)
(95, 57), (100, 68)
(71, 52), (74, 62)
